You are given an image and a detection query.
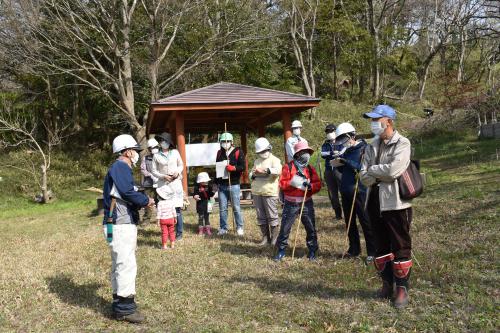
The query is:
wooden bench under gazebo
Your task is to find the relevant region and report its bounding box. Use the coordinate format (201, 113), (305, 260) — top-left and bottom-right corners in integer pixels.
(146, 82), (320, 194)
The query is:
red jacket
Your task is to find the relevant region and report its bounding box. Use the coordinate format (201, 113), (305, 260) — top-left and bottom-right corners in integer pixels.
(279, 162), (321, 202)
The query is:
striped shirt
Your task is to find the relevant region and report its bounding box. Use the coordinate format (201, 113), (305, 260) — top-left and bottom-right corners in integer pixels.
(157, 200), (176, 220)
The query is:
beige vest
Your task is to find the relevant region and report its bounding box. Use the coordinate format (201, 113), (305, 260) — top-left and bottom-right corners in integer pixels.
(250, 154), (282, 196)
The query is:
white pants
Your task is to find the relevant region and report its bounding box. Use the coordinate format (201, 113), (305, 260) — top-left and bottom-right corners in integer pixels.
(103, 224), (137, 297)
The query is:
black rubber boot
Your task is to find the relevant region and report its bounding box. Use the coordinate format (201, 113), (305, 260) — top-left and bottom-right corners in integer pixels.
(377, 263), (394, 299)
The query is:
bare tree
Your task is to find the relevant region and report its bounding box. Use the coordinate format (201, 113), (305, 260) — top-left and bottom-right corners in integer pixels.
(0, 102), (67, 203)
(0, 0), (147, 141)
(281, 0), (319, 98)
(410, 0), (483, 99)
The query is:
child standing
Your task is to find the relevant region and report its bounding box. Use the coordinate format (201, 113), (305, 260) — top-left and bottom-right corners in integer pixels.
(193, 172), (215, 236)
(156, 186), (177, 249)
(274, 141), (322, 261)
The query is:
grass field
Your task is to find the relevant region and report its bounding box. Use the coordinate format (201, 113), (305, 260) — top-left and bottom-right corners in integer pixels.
(0, 132), (499, 332)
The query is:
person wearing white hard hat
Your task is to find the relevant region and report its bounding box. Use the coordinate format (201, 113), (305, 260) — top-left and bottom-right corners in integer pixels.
(285, 120), (308, 163)
(151, 132), (186, 240)
(332, 123), (376, 262)
(102, 134), (155, 323)
(215, 132), (246, 235)
(250, 137), (282, 246)
(140, 138), (160, 224)
(193, 172), (215, 236)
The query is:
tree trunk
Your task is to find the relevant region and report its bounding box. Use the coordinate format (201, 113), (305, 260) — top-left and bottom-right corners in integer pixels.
(332, 36), (338, 99)
(418, 62), (430, 100)
(457, 27), (466, 82)
(367, 0), (380, 99)
(41, 164), (49, 203)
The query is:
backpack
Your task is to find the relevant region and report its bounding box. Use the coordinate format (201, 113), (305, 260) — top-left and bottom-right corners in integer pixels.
(398, 160), (424, 200)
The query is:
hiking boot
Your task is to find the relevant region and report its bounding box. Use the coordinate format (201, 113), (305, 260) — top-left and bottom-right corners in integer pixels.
(273, 249), (286, 262)
(113, 311), (145, 324)
(377, 280), (394, 299)
(258, 225), (270, 246)
(270, 225), (280, 246)
(394, 286), (409, 308)
(198, 226), (204, 235)
(204, 226), (212, 236)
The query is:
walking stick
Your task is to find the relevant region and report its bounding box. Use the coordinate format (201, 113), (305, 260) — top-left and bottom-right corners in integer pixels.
(342, 173), (360, 259)
(291, 185), (309, 260)
(224, 122), (236, 233)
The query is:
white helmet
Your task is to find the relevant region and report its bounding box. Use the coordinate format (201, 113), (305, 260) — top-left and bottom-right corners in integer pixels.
(291, 120), (302, 128)
(147, 138), (159, 149)
(334, 122), (356, 145)
(196, 172), (211, 183)
(255, 137), (271, 153)
(112, 134), (142, 154)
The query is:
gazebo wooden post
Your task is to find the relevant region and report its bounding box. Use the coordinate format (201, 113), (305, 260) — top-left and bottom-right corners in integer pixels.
(258, 120), (265, 137)
(240, 129), (249, 184)
(282, 110), (292, 163)
(175, 110), (188, 194)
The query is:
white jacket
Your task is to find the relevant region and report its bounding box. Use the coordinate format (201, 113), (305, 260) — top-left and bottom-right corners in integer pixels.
(360, 131), (412, 212)
(151, 149), (184, 208)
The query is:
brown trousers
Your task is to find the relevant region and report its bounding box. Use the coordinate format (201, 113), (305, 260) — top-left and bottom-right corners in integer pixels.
(367, 186), (412, 259)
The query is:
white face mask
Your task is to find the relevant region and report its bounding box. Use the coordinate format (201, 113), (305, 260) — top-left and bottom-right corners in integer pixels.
(326, 132), (336, 141)
(371, 121), (386, 136)
(160, 142), (169, 150)
(258, 151), (270, 159)
(221, 142), (231, 150)
(151, 148), (159, 154)
(292, 128), (301, 136)
(131, 150), (139, 166)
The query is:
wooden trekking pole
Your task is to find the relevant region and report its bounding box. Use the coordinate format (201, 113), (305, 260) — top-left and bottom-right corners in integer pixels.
(224, 122), (236, 232)
(342, 173), (360, 259)
(291, 185), (309, 260)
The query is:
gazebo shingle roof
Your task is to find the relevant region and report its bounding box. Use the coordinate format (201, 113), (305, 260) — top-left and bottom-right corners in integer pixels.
(147, 82), (320, 134)
(152, 82), (320, 105)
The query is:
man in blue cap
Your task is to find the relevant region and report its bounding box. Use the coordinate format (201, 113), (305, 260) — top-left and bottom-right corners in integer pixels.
(359, 105), (414, 309)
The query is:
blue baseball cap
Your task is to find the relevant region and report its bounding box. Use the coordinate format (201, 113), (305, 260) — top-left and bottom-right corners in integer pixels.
(363, 105), (396, 120)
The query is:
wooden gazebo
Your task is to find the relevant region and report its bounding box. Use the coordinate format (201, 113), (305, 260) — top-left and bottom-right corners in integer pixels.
(147, 82), (320, 193)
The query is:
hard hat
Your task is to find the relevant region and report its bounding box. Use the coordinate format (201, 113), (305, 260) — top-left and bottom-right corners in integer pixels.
(334, 122), (356, 145)
(147, 138), (159, 149)
(293, 141), (314, 157)
(155, 132), (174, 147)
(255, 137), (272, 153)
(219, 132), (233, 142)
(291, 120), (302, 128)
(112, 134), (142, 154)
(156, 185), (174, 200)
(196, 172), (211, 183)
(325, 123), (336, 133)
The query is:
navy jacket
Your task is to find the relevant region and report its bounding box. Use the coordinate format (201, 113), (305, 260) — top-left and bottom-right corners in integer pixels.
(102, 160), (149, 225)
(321, 141), (343, 171)
(337, 140), (368, 194)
